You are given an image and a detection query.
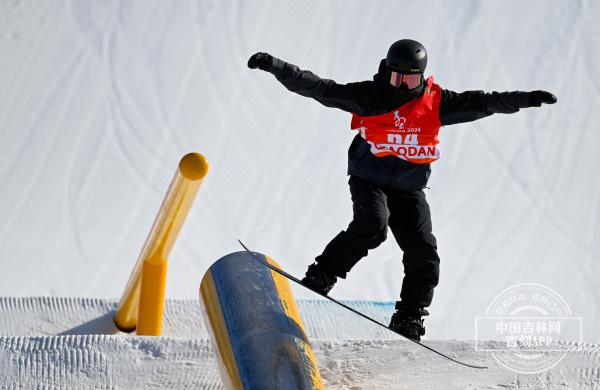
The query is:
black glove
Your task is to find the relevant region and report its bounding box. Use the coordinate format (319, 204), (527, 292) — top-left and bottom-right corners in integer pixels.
(248, 52), (274, 71)
(529, 90), (557, 107)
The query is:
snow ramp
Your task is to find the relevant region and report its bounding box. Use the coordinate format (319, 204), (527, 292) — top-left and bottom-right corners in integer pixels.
(1, 297), (600, 388)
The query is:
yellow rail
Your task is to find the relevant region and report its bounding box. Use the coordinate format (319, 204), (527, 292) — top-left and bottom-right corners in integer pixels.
(114, 152), (209, 335)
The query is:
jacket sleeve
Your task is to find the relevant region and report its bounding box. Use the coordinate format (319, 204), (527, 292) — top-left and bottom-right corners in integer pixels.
(268, 58), (366, 113)
(439, 89), (531, 126)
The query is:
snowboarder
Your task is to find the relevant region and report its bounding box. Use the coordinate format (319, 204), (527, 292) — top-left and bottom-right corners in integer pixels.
(247, 39), (557, 341)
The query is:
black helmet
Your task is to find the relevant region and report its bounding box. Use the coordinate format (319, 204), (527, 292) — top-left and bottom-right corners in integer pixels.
(386, 39), (427, 73)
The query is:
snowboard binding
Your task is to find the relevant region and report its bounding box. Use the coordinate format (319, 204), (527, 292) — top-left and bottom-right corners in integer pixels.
(301, 262), (337, 295)
(388, 302), (429, 342)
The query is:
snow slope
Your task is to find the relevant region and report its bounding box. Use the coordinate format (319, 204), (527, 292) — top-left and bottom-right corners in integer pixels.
(0, 0), (598, 345)
(3, 335), (599, 389)
(1, 297), (600, 389)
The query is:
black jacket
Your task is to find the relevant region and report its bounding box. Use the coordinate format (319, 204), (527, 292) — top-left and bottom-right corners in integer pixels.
(268, 58), (531, 191)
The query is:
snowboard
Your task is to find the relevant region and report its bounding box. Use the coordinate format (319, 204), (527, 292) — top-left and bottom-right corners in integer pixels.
(238, 239), (487, 370)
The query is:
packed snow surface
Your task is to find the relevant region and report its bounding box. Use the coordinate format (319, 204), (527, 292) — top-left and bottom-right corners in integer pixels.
(1, 298), (599, 389)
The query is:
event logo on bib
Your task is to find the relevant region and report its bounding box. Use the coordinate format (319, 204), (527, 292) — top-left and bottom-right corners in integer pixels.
(393, 111), (406, 129)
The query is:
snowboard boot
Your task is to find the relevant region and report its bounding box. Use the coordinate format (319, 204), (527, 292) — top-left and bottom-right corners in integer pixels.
(301, 262), (337, 295)
(388, 301), (429, 342)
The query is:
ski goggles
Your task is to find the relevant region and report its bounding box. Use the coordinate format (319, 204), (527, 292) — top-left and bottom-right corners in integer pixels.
(389, 71), (422, 89)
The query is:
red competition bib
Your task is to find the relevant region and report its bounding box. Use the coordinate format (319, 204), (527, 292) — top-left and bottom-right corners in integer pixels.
(351, 77), (442, 164)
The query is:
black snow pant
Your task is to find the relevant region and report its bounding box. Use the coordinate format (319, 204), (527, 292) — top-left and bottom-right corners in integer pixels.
(315, 175), (440, 308)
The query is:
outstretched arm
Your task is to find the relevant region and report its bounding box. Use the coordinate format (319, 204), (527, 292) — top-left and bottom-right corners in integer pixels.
(440, 89), (557, 126)
(248, 52), (365, 113)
